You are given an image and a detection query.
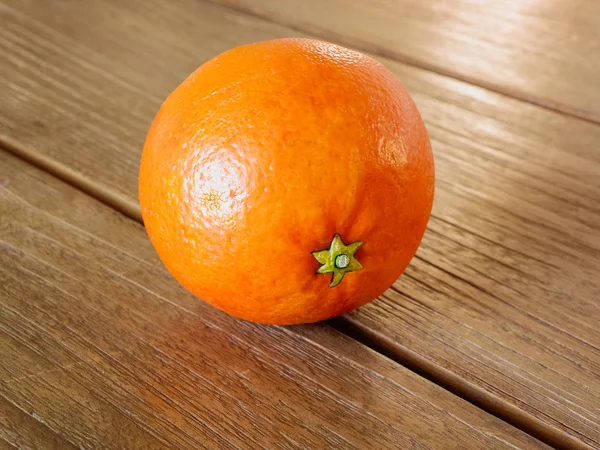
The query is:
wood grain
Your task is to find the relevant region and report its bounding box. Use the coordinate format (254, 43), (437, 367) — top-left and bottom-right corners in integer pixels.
(0, 396), (78, 450)
(0, 152), (547, 449)
(206, 0), (600, 122)
(1, 0), (599, 448)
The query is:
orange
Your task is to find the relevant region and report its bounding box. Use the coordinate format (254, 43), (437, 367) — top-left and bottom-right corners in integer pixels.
(139, 38), (434, 325)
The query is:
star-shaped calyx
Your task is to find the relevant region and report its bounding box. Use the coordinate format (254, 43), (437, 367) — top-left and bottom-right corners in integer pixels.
(312, 234), (363, 287)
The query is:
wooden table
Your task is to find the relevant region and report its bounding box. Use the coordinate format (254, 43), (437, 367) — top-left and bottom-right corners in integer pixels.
(1, 1), (599, 448)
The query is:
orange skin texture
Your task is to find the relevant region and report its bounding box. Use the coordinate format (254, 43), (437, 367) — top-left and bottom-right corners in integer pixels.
(139, 38), (434, 325)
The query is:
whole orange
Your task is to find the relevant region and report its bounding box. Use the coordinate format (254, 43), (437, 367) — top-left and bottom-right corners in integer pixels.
(139, 38), (434, 325)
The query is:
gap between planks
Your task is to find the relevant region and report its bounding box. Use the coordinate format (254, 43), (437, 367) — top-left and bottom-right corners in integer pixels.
(0, 136), (141, 223)
(199, 0), (600, 127)
(0, 138), (591, 450)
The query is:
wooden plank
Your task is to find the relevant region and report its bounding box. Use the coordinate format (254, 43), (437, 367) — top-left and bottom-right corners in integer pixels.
(0, 0), (599, 448)
(0, 396), (79, 450)
(0, 152), (546, 449)
(206, 0), (600, 123)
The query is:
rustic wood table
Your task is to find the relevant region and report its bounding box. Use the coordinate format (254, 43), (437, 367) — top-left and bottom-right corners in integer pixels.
(1, 1), (599, 449)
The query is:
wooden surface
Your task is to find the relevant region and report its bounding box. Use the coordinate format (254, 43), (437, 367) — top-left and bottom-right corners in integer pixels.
(1, 0), (599, 448)
(0, 151), (548, 449)
(208, 0), (600, 123)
